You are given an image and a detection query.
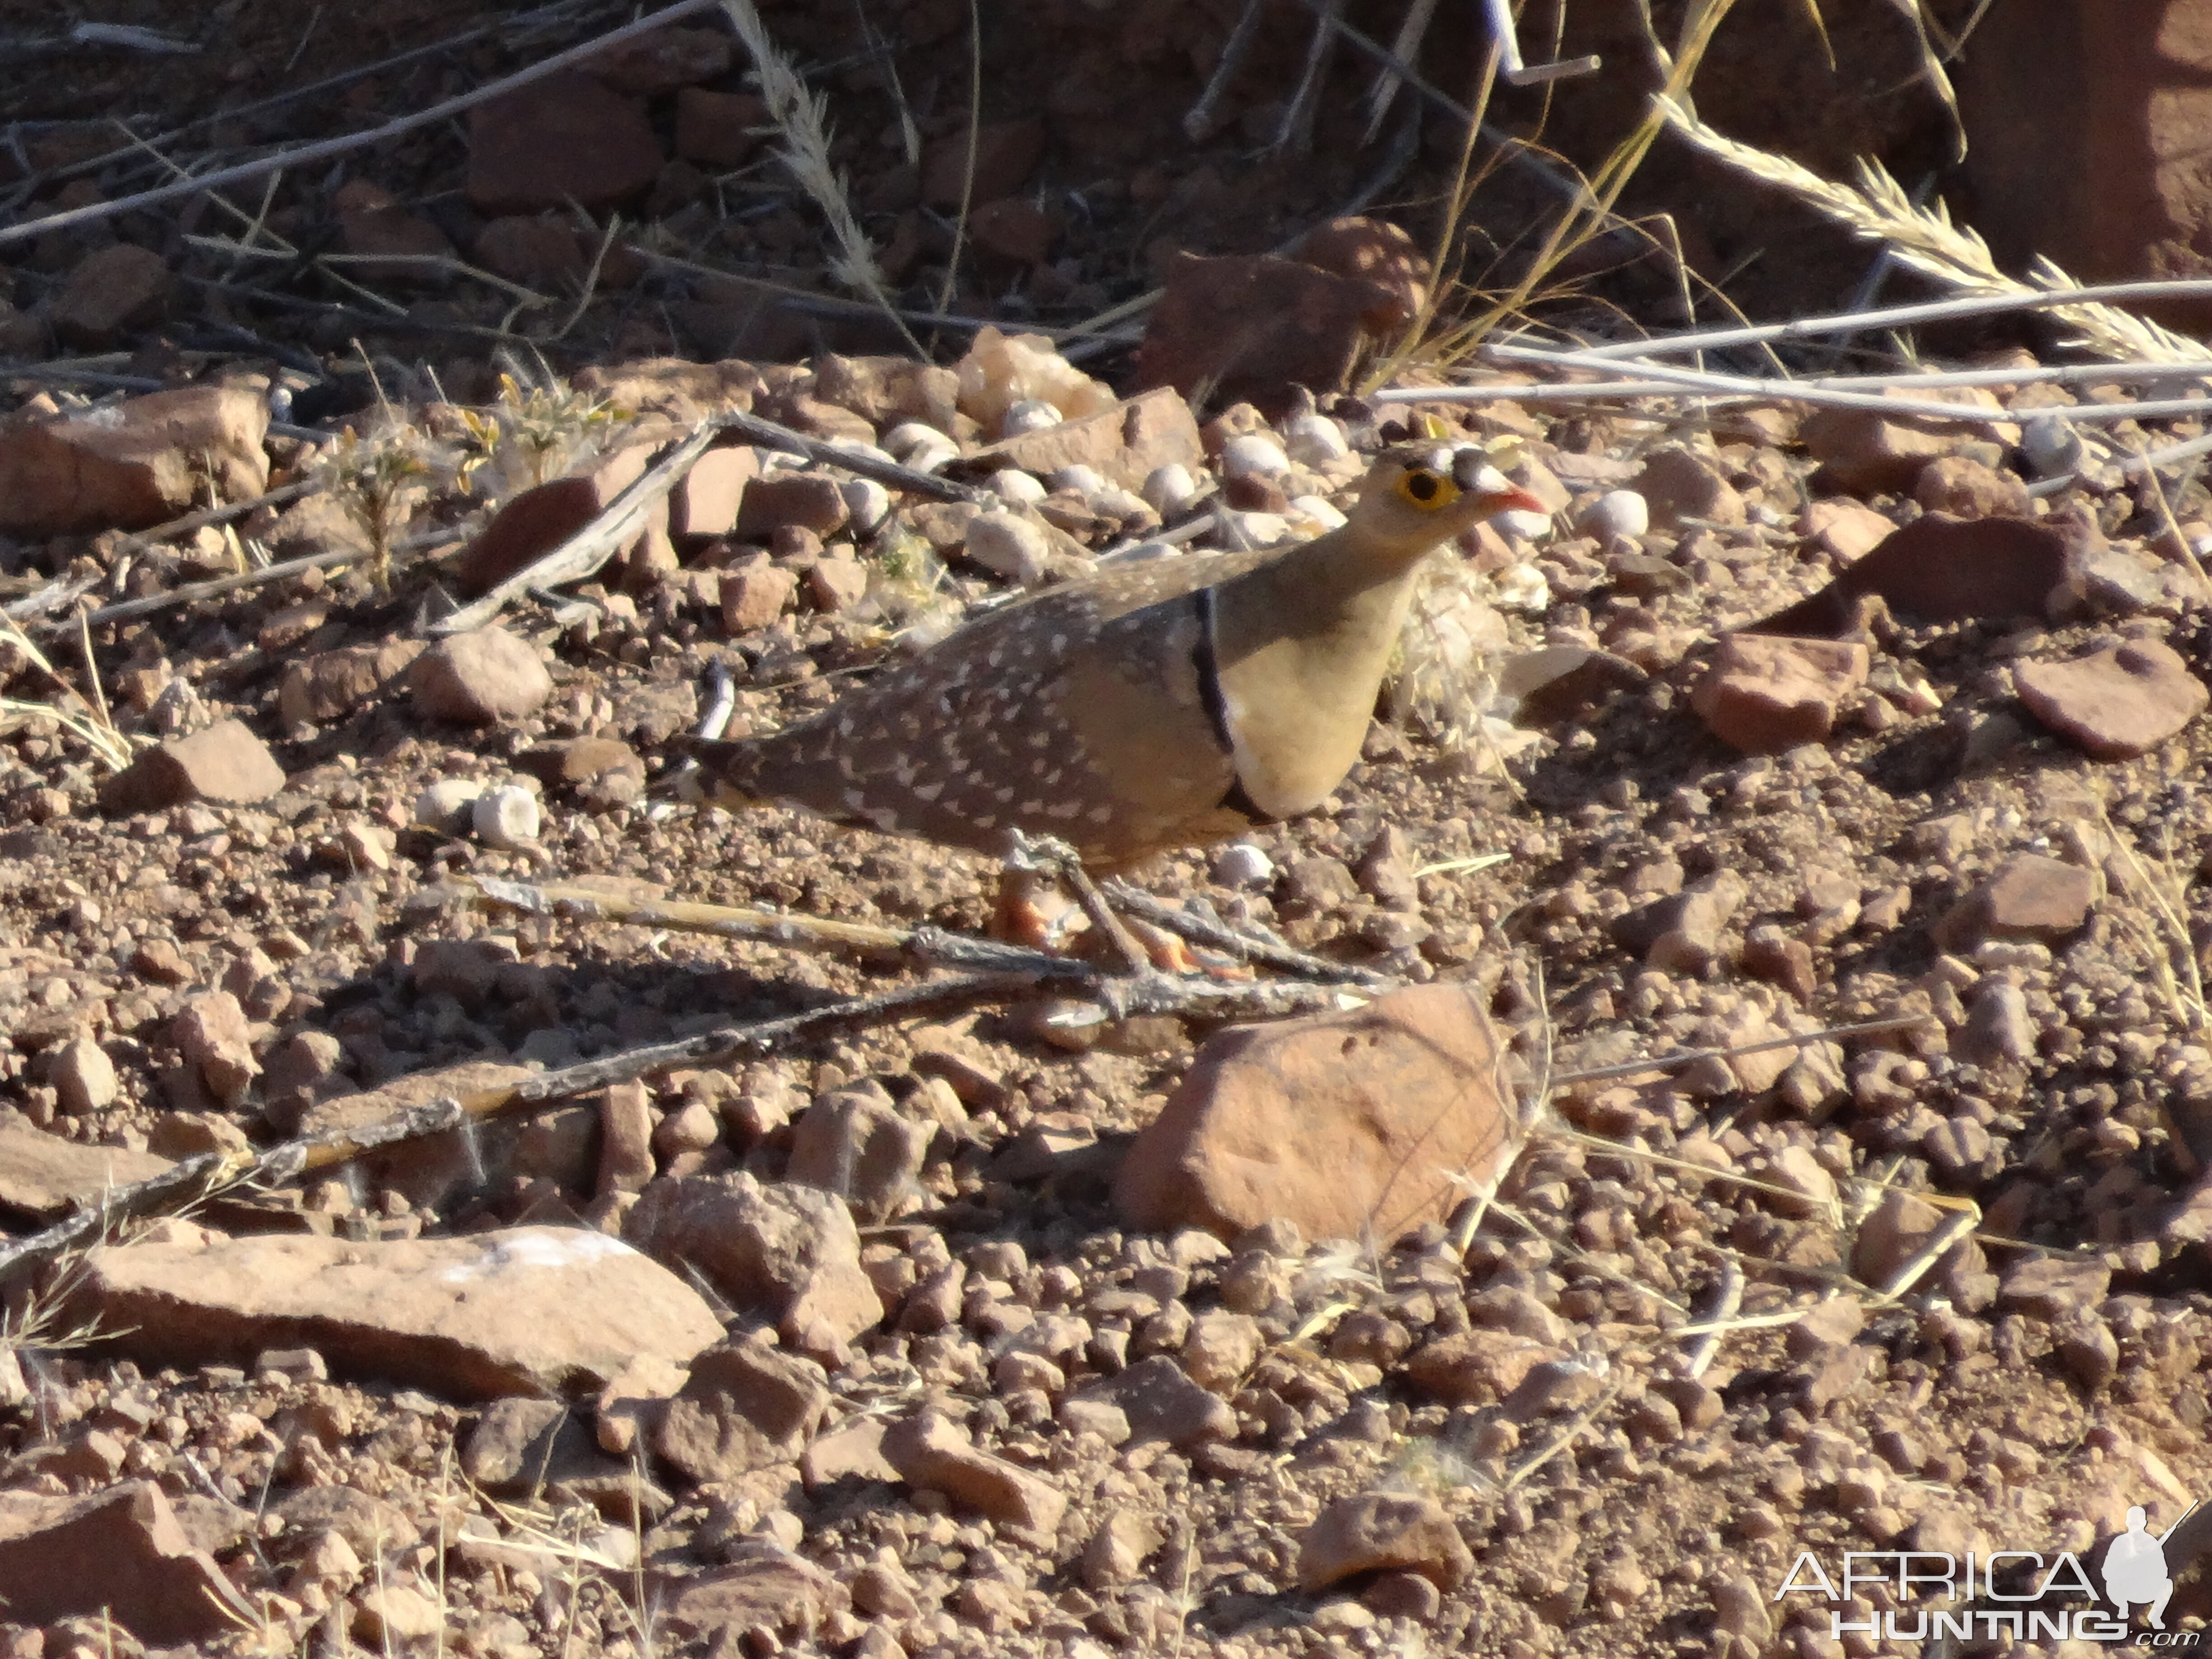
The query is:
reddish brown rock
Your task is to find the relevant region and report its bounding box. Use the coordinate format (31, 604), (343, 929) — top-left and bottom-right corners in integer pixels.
(736, 473), (850, 538)
(882, 1409), (1067, 1536)
(1934, 853), (2096, 951)
(587, 25), (730, 95)
(807, 554), (869, 613)
(1299, 1490), (1475, 1593)
(1633, 443), (1746, 530)
(921, 117), (1046, 206)
(0, 385), (270, 535)
(0, 1482), (253, 1642)
(1798, 499), (1898, 562)
(1760, 512), (2089, 635)
(1136, 251), (1401, 408)
(1800, 388), (2010, 496)
(457, 436), (672, 595)
(1403, 1331), (1561, 1406)
(408, 626), (555, 724)
(654, 1332), (831, 1484)
(1999, 1255), (2111, 1320)
(277, 639), (423, 726)
(100, 718), (286, 813)
(1294, 216), (1430, 330)
(965, 386), (1204, 493)
(671, 444), (761, 539)
(674, 88), (770, 168)
(1960, 0), (2212, 332)
(333, 179), (454, 286)
(811, 354), (962, 431)
(658, 1557), (847, 1646)
(787, 1087), (931, 1221)
(720, 560), (798, 633)
(624, 1173), (884, 1360)
(172, 990), (258, 1107)
(1073, 1356), (1237, 1448)
(1115, 981), (1515, 1243)
(466, 71), (662, 215)
(2015, 637), (2208, 760)
(473, 216), (589, 288)
(0, 1120), (170, 1218)
(78, 1224), (722, 1398)
(50, 242), (172, 345)
(969, 197), (1061, 265)
(1914, 455), (2034, 518)
(1691, 634), (1870, 753)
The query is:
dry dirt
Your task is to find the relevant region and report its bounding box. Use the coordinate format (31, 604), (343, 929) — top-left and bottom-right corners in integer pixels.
(5, 5), (2212, 1659)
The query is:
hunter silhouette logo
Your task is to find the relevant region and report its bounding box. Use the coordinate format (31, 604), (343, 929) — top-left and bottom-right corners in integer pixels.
(2105, 1502), (2195, 1630)
(1772, 1495), (2200, 1645)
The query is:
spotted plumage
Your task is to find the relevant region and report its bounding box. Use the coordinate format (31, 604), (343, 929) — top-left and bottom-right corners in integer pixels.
(687, 444), (1546, 868)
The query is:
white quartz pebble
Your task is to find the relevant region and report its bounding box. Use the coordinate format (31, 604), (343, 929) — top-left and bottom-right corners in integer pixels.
(1141, 463), (1203, 516)
(1281, 412), (1349, 466)
(988, 469), (1048, 504)
(1219, 433), (1291, 480)
(415, 778), (486, 834)
(1000, 398), (1062, 437)
(472, 783), (541, 850)
(1212, 843), (1275, 887)
(1579, 488), (1649, 541)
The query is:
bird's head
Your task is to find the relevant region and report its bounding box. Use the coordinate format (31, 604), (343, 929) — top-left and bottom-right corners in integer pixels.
(1346, 443), (1549, 562)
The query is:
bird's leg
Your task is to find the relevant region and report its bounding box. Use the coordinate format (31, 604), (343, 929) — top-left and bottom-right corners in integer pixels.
(1004, 831), (1162, 979)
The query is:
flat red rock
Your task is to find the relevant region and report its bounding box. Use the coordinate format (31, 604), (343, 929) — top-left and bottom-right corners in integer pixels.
(2015, 637), (2208, 759)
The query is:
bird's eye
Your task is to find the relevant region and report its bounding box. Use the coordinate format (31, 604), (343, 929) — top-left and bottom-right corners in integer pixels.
(1395, 469), (1457, 510)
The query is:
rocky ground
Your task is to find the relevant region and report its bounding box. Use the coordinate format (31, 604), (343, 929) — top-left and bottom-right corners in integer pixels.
(6, 4), (2212, 1659)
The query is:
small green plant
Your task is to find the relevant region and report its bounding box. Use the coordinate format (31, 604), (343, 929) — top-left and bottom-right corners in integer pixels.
(492, 371), (615, 490)
(319, 418), (439, 590)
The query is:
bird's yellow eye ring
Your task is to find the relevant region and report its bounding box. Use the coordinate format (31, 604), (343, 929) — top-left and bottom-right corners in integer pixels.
(1396, 468), (1460, 510)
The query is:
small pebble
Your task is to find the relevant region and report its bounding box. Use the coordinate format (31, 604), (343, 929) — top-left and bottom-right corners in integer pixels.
(1286, 495), (1347, 531)
(1087, 485), (1153, 521)
(2020, 415), (2084, 480)
(472, 783), (541, 850)
(1491, 562), (1550, 612)
(1579, 488), (1650, 540)
(1221, 510), (1290, 548)
(964, 512), (1054, 586)
(884, 422), (960, 472)
(1281, 412), (1349, 466)
(1213, 843), (1275, 887)
(1049, 464), (1107, 494)
(1001, 398), (1061, 437)
(416, 778), (487, 834)
(1497, 505), (1554, 541)
(1141, 464), (1204, 516)
(841, 479), (892, 535)
(1219, 433), (1290, 481)
(989, 469), (1048, 504)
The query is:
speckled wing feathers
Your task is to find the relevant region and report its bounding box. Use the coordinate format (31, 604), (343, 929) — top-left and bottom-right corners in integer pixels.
(690, 544), (1289, 864)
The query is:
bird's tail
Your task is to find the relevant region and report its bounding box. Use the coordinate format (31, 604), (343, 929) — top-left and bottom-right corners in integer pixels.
(671, 735), (773, 809)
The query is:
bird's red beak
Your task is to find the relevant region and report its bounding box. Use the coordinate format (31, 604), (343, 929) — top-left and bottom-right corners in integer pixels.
(1481, 484), (1550, 518)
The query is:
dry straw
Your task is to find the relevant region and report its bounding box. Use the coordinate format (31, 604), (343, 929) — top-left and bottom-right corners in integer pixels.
(718, 0), (921, 353)
(1652, 94), (2205, 367)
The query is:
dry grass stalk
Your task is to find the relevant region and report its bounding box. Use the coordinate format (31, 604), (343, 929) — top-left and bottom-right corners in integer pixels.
(1653, 94), (2207, 367)
(718, 0), (922, 353)
(1379, 0), (1741, 379)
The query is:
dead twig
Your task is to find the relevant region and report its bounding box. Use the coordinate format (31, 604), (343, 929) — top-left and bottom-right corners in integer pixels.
(716, 409), (989, 503)
(429, 421), (723, 636)
(0, 0), (725, 250)
(466, 875), (1097, 981)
